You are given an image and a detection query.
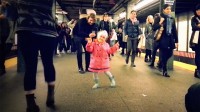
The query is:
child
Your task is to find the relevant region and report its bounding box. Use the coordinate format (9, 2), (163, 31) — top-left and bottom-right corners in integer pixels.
(86, 30), (119, 89)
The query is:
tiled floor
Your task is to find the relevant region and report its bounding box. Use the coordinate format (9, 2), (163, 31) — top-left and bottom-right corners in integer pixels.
(0, 53), (199, 112)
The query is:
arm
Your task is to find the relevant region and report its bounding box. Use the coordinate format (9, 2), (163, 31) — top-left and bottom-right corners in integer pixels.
(107, 43), (119, 54)
(172, 19), (178, 43)
(191, 17), (200, 31)
(123, 20), (128, 36)
(86, 39), (94, 52)
(73, 19), (89, 37)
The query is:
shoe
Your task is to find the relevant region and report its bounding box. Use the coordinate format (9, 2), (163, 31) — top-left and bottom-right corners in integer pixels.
(0, 70), (6, 76)
(148, 63), (154, 68)
(144, 58), (148, 62)
(125, 58), (129, 64)
(156, 65), (162, 72)
(109, 76), (116, 87)
(46, 85), (56, 110)
(163, 71), (170, 77)
(131, 64), (136, 67)
(26, 94), (40, 112)
(78, 68), (85, 74)
(85, 69), (91, 72)
(194, 69), (200, 78)
(92, 84), (100, 89)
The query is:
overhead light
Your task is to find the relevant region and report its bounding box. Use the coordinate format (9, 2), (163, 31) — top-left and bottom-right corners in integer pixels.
(86, 9), (96, 15)
(133, 0), (158, 11)
(56, 10), (68, 14)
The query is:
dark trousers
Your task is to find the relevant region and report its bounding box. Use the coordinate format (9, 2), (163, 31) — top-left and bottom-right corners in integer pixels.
(145, 49), (152, 60)
(151, 41), (162, 65)
(195, 45), (200, 70)
(74, 36), (90, 70)
(0, 41), (12, 71)
(66, 36), (71, 51)
(18, 32), (56, 91)
(126, 38), (137, 64)
(121, 42), (127, 54)
(71, 38), (76, 52)
(160, 48), (173, 72)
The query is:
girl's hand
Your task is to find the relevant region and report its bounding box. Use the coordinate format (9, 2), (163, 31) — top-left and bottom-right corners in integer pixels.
(86, 38), (92, 43)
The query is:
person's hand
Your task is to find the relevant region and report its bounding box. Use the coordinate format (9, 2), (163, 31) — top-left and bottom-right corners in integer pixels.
(159, 17), (165, 25)
(197, 24), (200, 27)
(175, 43), (178, 49)
(0, 14), (6, 19)
(86, 38), (92, 43)
(89, 33), (96, 38)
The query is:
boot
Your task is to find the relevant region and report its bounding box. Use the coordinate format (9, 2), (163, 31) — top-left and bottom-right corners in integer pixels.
(125, 57), (129, 64)
(194, 69), (200, 78)
(109, 76), (116, 87)
(163, 71), (170, 77)
(46, 85), (56, 109)
(92, 78), (100, 89)
(26, 94), (40, 112)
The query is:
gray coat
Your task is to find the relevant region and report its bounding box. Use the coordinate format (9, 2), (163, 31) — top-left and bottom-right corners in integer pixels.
(144, 23), (154, 50)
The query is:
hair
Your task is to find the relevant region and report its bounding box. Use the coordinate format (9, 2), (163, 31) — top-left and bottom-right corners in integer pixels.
(87, 13), (96, 20)
(102, 12), (109, 20)
(185, 83), (200, 112)
(163, 4), (171, 10)
(97, 30), (108, 40)
(146, 15), (154, 24)
(131, 10), (137, 14)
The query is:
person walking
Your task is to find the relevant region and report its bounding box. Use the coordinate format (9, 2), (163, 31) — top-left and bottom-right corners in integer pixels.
(124, 10), (142, 67)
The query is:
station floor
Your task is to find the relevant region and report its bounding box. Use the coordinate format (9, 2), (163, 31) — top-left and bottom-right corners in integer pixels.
(0, 52), (199, 112)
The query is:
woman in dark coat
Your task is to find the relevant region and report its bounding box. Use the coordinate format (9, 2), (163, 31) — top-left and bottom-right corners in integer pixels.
(190, 4), (200, 78)
(153, 4), (178, 77)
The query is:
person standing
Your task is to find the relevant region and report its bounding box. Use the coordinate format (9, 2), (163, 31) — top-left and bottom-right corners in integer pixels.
(124, 10), (142, 67)
(73, 13), (97, 73)
(86, 30), (119, 89)
(16, 0), (58, 111)
(144, 15), (154, 62)
(0, 0), (15, 76)
(154, 4), (178, 77)
(190, 4), (200, 78)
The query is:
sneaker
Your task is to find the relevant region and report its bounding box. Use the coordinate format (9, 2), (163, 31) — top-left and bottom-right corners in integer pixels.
(78, 69), (85, 74)
(110, 79), (116, 87)
(131, 64), (136, 67)
(92, 84), (100, 89)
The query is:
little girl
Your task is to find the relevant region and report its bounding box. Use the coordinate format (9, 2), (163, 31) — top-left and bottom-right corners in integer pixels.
(86, 30), (119, 89)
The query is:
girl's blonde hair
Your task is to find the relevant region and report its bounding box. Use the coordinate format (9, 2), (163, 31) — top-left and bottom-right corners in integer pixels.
(97, 30), (108, 39)
(146, 15), (154, 24)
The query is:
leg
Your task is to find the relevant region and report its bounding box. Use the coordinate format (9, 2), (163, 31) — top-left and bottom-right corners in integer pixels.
(126, 38), (132, 64)
(161, 49), (173, 77)
(0, 43), (6, 75)
(82, 40), (90, 71)
(149, 41), (159, 66)
(194, 47), (200, 78)
(92, 73), (100, 89)
(74, 36), (84, 73)
(105, 71), (116, 87)
(18, 32), (40, 112)
(39, 37), (56, 109)
(130, 39), (137, 67)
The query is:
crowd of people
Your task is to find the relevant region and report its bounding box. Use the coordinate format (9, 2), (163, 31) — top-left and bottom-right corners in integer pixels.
(0, 0), (200, 111)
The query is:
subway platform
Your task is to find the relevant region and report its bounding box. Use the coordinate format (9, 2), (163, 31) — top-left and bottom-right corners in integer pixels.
(0, 52), (199, 112)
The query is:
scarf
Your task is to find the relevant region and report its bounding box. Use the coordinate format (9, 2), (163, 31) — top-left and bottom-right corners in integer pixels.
(165, 14), (172, 36)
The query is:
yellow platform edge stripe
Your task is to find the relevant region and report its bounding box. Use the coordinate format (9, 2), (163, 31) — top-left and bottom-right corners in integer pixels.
(5, 56), (196, 71)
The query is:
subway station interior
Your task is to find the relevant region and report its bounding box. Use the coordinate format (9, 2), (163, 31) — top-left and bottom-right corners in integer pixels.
(1, 0), (200, 112)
